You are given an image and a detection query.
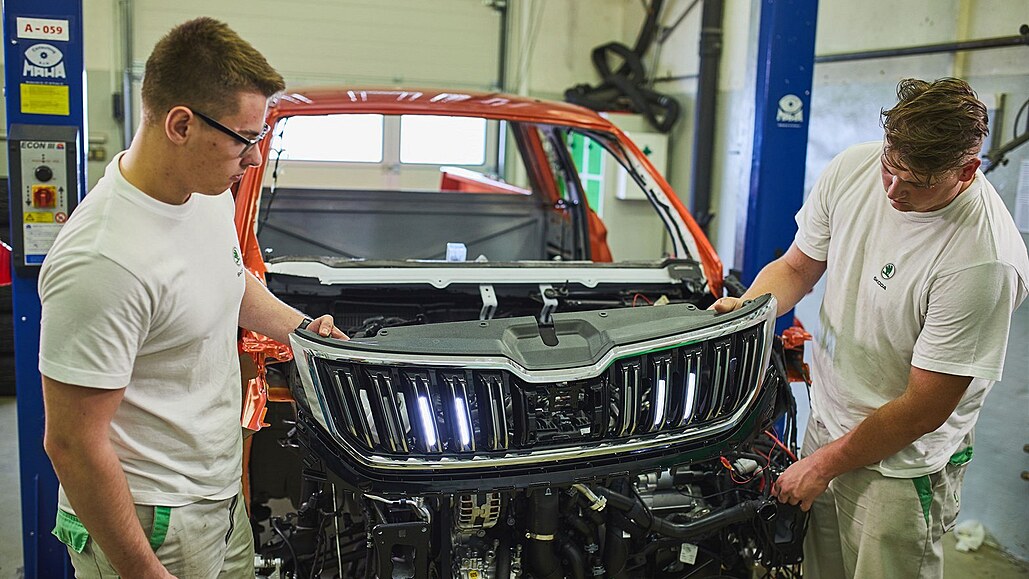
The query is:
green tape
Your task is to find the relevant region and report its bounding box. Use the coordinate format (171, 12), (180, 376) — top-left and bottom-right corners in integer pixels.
(913, 475), (933, 524)
(52, 505), (170, 554)
(52, 509), (89, 554)
(149, 506), (171, 551)
(949, 446), (973, 467)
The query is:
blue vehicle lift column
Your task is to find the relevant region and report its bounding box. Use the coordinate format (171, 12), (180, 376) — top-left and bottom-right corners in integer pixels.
(3, 1), (86, 577)
(738, 0), (818, 334)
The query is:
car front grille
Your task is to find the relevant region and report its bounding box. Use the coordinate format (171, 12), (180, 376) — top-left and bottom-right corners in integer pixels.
(290, 296), (777, 486)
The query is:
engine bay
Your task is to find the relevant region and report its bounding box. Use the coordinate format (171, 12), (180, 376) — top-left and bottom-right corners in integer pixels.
(249, 268), (806, 578)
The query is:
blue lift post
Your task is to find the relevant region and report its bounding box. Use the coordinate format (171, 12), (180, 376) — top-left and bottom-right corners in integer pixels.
(739, 0), (818, 335)
(4, 0), (86, 577)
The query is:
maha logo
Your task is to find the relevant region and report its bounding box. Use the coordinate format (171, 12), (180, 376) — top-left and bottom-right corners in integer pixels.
(776, 94), (804, 123)
(23, 43), (66, 79)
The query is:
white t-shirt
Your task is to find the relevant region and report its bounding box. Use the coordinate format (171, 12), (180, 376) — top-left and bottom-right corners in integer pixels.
(795, 141), (1029, 478)
(39, 152), (247, 507)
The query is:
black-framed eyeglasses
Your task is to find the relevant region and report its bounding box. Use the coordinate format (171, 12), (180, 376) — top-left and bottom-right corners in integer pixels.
(193, 109), (270, 158)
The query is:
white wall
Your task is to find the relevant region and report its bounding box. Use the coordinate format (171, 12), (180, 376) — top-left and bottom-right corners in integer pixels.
(503, 0), (631, 98)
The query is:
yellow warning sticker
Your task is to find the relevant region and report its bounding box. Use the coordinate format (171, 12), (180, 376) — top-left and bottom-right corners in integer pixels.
(24, 212), (55, 223)
(21, 83), (69, 116)
(468, 572), (479, 579)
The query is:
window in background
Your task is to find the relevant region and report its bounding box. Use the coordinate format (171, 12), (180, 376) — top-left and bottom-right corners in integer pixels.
(567, 132), (605, 215)
(271, 114), (384, 162)
(400, 115), (486, 165)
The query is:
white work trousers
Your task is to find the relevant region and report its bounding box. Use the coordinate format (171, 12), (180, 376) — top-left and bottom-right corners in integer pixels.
(58, 488), (254, 578)
(801, 415), (969, 579)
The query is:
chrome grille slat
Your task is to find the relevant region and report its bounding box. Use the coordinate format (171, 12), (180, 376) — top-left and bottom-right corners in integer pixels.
(748, 332), (762, 405)
(739, 331), (761, 412)
(444, 374), (476, 452)
(333, 369), (375, 449)
(407, 372), (442, 453)
(368, 371), (409, 453)
(328, 372), (359, 440)
(719, 348), (739, 416)
(650, 356), (672, 431)
(481, 374), (509, 450)
(679, 348), (701, 427)
(618, 362), (640, 437)
(707, 342), (729, 420)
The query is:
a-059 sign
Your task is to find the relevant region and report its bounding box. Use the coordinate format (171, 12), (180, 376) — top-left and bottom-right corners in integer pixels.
(16, 16), (70, 41)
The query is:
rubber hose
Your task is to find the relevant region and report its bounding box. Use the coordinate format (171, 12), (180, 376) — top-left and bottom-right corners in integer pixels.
(596, 487), (777, 540)
(496, 535), (512, 579)
(604, 512), (631, 579)
(526, 489), (562, 579)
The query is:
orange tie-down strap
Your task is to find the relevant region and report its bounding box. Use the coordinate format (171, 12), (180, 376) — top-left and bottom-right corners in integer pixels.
(239, 330), (294, 432)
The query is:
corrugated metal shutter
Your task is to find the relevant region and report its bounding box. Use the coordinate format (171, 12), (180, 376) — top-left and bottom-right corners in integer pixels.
(126, 0), (501, 134)
(132, 0), (501, 89)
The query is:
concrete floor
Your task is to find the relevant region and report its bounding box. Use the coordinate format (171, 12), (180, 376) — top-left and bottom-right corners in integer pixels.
(2, 397), (24, 579)
(1, 396), (1027, 579)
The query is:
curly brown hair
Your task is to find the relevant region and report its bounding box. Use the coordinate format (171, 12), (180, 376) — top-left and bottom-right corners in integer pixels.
(141, 17), (285, 124)
(880, 78), (988, 184)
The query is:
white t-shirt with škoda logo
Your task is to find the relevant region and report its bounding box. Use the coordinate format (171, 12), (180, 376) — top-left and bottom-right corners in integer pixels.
(794, 141), (1028, 478)
(39, 152), (247, 509)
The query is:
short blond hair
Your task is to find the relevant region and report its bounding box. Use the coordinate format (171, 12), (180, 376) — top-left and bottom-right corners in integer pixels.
(141, 17), (284, 124)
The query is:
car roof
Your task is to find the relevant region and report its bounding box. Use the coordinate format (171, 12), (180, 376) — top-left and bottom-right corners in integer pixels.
(272, 87), (612, 129)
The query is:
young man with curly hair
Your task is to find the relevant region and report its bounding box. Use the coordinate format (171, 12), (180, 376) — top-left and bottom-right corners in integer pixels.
(713, 78), (1028, 578)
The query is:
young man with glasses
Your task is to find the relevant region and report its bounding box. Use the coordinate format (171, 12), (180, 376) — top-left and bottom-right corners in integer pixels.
(38, 17), (345, 577)
(712, 78), (1028, 578)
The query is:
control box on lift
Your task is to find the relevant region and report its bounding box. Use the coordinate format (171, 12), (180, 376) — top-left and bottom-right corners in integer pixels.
(7, 124), (80, 275)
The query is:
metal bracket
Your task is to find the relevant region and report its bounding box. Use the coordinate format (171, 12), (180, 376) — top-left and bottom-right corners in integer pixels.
(372, 520), (431, 579)
(538, 284), (558, 325)
(479, 284), (497, 320)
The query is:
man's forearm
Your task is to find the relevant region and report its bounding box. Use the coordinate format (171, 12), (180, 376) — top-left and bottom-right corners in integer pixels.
(773, 367), (969, 510)
(238, 271), (305, 343)
(43, 377), (172, 576)
(720, 243), (825, 317)
(808, 396), (936, 480)
(50, 444), (168, 576)
(770, 397), (933, 511)
(741, 258), (818, 317)
(806, 367), (970, 480)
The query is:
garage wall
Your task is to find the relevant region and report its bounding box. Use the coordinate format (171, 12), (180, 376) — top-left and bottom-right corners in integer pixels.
(122, 0), (503, 149)
(619, 0), (761, 265)
(504, 0), (639, 98)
